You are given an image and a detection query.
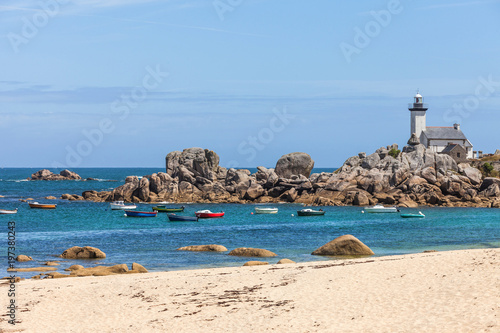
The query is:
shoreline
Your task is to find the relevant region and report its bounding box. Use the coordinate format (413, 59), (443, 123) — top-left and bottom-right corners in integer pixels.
(3, 248), (498, 332)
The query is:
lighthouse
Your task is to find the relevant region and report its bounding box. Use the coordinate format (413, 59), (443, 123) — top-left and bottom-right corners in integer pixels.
(405, 91), (474, 159)
(408, 91), (428, 141)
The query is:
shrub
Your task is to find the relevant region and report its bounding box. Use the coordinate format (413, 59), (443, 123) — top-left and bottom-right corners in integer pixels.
(483, 162), (494, 174)
(388, 148), (400, 159)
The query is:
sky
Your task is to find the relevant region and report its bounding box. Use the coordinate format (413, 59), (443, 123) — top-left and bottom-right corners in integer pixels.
(1, 0), (499, 169)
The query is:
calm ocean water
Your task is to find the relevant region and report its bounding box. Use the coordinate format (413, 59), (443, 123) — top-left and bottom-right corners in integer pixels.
(1, 168), (499, 278)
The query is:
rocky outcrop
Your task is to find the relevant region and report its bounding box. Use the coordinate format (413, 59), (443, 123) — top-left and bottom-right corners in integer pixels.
(31, 169), (81, 180)
(228, 247), (277, 257)
(311, 235), (374, 256)
(60, 246), (106, 259)
(177, 244), (228, 252)
(80, 146), (499, 208)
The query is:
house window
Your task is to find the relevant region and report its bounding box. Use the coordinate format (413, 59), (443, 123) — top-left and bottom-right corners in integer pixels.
(457, 153), (461, 158)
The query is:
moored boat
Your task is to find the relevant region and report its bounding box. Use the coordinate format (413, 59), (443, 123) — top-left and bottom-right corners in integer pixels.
(401, 211), (425, 218)
(254, 207), (278, 214)
(153, 205), (185, 213)
(363, 204), (399, 213)
(0, 208), (18, 214)
(167, 214), (199, 222)
(125, 210), (157, 217)
(297, 208), (325, 216)
(110, 201), (137, 210)
(29, 202), (57, 209)
(195, 210), (225, 218)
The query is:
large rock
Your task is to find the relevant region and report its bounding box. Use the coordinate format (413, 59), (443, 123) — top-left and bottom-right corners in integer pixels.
(60, 246), (106, 259)
(228, 247), (277, 257)
(110, 177), (139, 202)
(177, 244), (228, 252)
(166, 147), (221, 181)
(479, 177), (500, 192)
(311, 235), (374, 256)
(275, 152), (314, 179)
(244, 183), (265, 200)
(462, 167), (482, 186)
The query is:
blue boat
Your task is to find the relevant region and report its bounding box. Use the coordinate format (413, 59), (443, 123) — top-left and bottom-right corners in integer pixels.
(125, 210), (157, 217)
(400, 211), (425, 218)
(167, 214), (199, 222)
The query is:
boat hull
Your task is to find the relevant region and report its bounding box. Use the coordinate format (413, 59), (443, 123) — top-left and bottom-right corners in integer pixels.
(29, 203), (56, 209)
(195, 212), (225, 218)
(401, 214), (425, 218)
(364, 205), (399, 213)
(153, 206), (184, 213)
(254, 207), (278, 214)
(297, 210), (325, 216)
(110, 201), (136, 210)
(0, 209), (18, 214)
(125, 210), (157, 217)
(167, 214), (199, 222)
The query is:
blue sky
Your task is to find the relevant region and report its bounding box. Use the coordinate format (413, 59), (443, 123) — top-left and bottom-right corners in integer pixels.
(1, 0), (499, 168)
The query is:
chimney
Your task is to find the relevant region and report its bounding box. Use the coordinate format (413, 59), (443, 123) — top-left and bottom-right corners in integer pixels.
(453, 123), (460, 130)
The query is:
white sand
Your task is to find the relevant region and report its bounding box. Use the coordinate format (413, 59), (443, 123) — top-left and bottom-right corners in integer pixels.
(1, 248), (498, 333)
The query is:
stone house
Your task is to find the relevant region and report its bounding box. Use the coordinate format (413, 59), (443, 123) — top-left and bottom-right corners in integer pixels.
(440, 144), (468, 163)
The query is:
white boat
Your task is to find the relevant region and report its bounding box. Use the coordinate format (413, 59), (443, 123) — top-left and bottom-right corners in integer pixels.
(254, 207), (278, 214)
(0, 208), (18, 214)
(110, 201), (137, 210)
(363, 204), (399, 213)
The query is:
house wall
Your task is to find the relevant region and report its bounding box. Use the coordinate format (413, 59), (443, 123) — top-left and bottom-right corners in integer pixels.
(427, 139), (474, 159)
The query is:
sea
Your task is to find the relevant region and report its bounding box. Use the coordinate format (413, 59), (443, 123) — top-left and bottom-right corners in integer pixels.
(1, 167), (499, 278)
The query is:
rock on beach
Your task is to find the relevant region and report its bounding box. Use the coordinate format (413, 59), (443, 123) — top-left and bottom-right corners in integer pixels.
(177, 244), (228, 252)
(312, 235), (374, 256)
(228, 247), (277, 257)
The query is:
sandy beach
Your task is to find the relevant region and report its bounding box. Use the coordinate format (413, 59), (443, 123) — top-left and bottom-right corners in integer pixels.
(2, 248), (498, 333)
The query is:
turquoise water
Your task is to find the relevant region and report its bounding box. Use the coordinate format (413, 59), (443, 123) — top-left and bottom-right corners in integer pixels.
(1, 168), (499, 278)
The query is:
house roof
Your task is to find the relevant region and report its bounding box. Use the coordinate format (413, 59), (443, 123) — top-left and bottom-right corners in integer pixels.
(441, 144), (465, 153)
(422, 127), (468, 140)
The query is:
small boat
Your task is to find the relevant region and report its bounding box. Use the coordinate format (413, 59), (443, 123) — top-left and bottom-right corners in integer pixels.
(363, 204), (399, 213)
(152, 205), (185, 213)
(254, 207), (278, 214)
(110, 201), (137, 210)
(0, 208), (18, 214)
(297, 208), (325, 216)
(29, 202), (57, 209)
(167, 214), (199, 222)
(401, 211), (425, 218)
(195, 210), (225, 218)
(124, 210), (157, 217)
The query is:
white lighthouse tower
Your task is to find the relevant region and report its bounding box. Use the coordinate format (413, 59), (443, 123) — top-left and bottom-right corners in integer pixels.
(408, 91), (428, 142)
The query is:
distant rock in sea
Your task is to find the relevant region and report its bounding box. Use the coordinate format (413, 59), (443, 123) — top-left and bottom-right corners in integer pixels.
(31, 169), (82, 181)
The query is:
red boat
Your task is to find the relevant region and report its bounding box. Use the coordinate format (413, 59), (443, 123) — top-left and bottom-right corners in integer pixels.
(195, 210), (225, 218)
